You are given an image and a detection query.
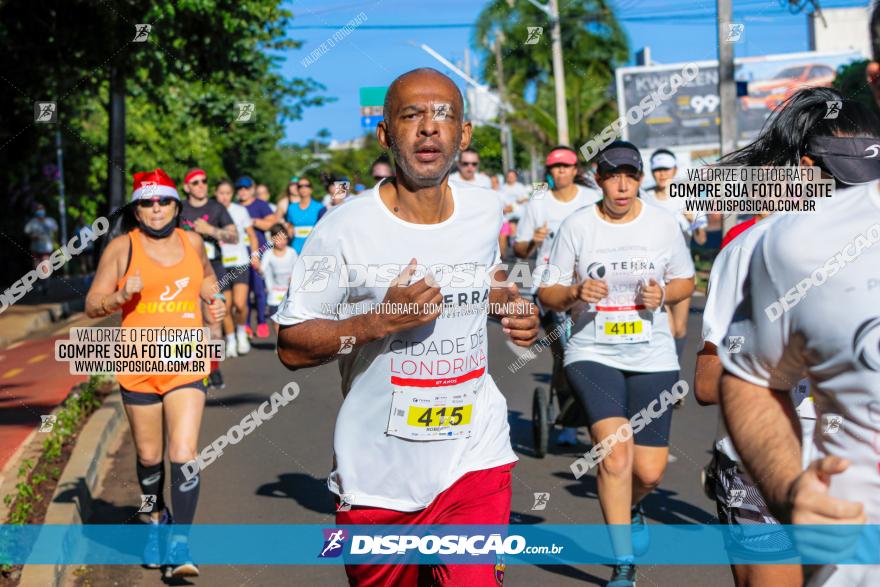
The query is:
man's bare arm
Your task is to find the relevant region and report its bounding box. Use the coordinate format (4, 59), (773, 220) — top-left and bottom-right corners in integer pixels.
(252, 214), (278, 231)
(277, 313), (388, 369)
(694, 343), (722, 405)
(720, 372), (801, 521)
(217, 223), (238, 244)
(513, 240), (533, 259)
(277, 259), (443, 370)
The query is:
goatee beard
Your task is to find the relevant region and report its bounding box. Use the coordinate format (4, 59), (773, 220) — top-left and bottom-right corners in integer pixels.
(389, 136), (459, 189)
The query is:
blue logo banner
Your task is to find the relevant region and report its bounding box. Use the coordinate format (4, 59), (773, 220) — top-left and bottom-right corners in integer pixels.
(1, 524), (879, 565)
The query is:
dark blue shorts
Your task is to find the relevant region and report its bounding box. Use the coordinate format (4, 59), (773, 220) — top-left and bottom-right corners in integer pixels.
(564, 360), (679, 447)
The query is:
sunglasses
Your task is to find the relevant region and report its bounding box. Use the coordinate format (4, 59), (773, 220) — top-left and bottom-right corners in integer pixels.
(188, 178), (207, 186)
(138, 197), (176, 208)
(297, 183), (312, 188)
(460, 161), (479, 167)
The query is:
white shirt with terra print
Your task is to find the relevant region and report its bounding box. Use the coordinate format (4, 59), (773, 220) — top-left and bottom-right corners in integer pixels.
(272, 181), (516, 511)
(546, 201), (695, 372)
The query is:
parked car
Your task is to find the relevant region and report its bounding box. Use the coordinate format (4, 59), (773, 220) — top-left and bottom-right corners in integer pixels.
(740, 63), (835, 111)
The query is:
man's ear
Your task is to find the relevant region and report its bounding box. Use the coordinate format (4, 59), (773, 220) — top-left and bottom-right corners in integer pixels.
(460, 120), (473, 151)
(377, 120), (390, 150)
(800, 154), (815, 167)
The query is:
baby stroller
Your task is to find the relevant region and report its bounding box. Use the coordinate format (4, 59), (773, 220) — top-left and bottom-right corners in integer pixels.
(531, 311), (589, 458)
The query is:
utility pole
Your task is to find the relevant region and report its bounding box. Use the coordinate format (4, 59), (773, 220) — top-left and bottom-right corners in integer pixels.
(54, 128), (69, 275)
(717, 0), (738, 237)
(548, 0), (569, 145)
(493, 34), (513, 172)
(529, 143), (538, 184)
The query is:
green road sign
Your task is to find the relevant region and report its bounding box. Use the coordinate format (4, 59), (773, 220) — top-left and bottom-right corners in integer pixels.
(359, 86), (387, 107)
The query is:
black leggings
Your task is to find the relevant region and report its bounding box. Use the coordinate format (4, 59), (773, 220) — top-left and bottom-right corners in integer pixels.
(564, 361), (680, 447)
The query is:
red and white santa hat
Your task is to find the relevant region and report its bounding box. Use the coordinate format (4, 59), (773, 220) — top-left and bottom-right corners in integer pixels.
(131, 168), (180, 202)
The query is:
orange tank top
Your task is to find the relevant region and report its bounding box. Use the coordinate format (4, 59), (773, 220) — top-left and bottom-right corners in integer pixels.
(117, 228), (207, 394)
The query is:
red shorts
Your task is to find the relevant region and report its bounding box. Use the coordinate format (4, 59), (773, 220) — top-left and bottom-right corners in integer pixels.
(336, 462), (515, 587)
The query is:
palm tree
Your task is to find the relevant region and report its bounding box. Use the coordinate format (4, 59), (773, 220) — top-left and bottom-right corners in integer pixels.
(474, 0), (628, 154)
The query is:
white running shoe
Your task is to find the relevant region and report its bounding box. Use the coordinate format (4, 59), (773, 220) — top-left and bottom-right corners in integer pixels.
(237, 329), (251, 354)
(225, 336), (238, 359)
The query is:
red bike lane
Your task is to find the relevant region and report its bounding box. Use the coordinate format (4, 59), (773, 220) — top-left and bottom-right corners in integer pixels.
(0, 336), (86, 472)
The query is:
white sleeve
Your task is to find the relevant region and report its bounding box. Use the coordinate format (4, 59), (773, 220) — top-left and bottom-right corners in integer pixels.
(701, 244), (748, 348)
(718, 235), (806, 390)
(664, 219), (695, 280)
(676, 212), (692, 236)
(271, 226), (347, 326)
(515, 203), (536, 243)
(263, 257), (276, 295)
(544, 217), (578, 287)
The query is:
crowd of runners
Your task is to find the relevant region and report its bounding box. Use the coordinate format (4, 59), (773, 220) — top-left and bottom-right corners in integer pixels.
(77, 19), (880, 585)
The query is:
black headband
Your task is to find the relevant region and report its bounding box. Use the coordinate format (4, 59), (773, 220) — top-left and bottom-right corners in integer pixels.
(805, 136), (880, 185)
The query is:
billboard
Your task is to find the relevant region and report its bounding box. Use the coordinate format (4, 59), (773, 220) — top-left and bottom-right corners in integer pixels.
(617, 50), (862, 149)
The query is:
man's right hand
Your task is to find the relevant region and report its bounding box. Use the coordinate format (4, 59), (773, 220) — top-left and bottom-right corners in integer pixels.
(532, 222), (549, 245)
(788, 456), (865, 524)
(572, 278), (608, 304)
(120, 268), (144, 301)
(786, 455), (866, 562)
(375, 258), (443, 335)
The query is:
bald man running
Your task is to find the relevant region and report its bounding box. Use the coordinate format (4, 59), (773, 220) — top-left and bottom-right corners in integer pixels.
(275, 68), (538, 586)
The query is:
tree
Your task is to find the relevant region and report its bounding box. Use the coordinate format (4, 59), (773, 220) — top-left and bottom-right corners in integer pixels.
(0, 0), (329, 283)
(833, 60), (880, 117)
(474, 0), (628, 154)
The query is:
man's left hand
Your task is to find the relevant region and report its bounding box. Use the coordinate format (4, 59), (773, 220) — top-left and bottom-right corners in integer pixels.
(495, 283), (539, 347)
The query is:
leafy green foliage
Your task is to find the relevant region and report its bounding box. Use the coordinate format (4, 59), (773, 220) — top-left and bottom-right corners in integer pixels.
(0, 0), (328, 283)
(3, 376), (107, 525)
(833, 60), (880, 117)
(469, 126), (504, 174)
(474, 0), (628, 152)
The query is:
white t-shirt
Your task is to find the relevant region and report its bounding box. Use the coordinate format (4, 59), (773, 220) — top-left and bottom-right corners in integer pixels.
(515, 185), (602, 265)
(719, 181), (880, 522)
(220, 202), (253, 268)
(263, 247), (298, 307)
(449, 171), (492, 189)
(546, 201), (695, 372)
(272, 181), (517, 511)
(499, 182), (530, 221)
(642, 188), (707, 241)
(701, 215), (815, 464)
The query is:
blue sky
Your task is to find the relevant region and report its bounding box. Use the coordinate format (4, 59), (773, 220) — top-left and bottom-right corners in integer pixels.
(281, 0), (869, 143)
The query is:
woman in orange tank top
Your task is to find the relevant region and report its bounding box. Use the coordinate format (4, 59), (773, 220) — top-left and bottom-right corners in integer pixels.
(85, 169), (225, 579)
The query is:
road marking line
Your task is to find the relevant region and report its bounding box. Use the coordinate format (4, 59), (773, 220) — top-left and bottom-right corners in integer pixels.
(2, 368), (23, 379)
(27, 354), (48, 364)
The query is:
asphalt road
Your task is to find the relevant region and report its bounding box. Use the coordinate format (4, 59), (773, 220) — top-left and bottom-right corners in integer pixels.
(78, 297), (734, 587)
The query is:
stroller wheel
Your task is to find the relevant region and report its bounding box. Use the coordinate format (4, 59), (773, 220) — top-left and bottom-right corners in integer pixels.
(532, 387), (550, 458)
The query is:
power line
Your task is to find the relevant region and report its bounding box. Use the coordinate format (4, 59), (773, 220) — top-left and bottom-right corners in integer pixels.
(287, 0), (867, 30)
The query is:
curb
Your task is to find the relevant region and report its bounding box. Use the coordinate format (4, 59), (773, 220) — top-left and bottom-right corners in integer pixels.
(17, 391), (126, 587)
(0, 299), (85, 348)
